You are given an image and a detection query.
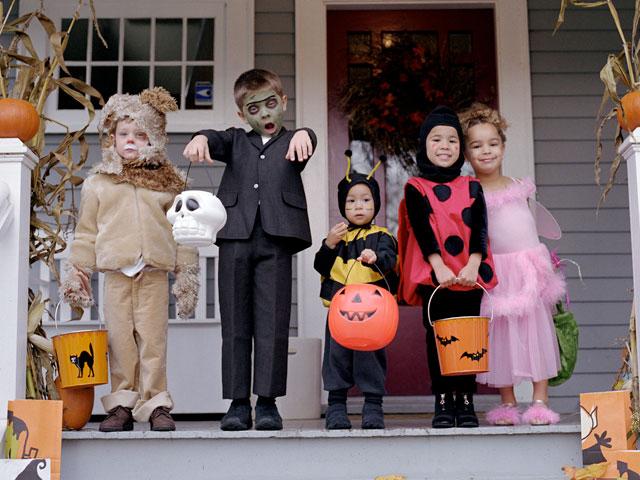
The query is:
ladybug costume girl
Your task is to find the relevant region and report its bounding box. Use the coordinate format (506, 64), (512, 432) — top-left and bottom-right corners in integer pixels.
(398, 106), (497, 428)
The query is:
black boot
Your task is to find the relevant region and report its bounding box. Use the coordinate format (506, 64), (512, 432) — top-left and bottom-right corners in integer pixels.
(220, 398), (252, 431)
(432, 393), (455, 428)
(325, 389), (351, 430)
(455, 393), (479, 428)
(361, 394), (384, 429)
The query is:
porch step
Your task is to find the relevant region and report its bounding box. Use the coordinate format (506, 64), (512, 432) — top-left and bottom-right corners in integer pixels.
(61, 415), (581, 480)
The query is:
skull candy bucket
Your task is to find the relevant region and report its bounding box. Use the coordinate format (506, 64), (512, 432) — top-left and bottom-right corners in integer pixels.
(167, 190), (227, 247)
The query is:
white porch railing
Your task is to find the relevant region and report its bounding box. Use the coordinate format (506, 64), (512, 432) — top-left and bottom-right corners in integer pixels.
(33, 238), (221, 325)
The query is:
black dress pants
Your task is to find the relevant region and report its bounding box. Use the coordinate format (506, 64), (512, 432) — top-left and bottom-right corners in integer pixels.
(218, 216), (293, 399)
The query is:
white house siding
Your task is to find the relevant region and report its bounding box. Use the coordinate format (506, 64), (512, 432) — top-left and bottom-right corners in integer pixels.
(529, 0), (633, 412)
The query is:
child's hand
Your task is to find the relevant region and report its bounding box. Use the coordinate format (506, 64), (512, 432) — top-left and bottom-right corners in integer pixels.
(357, 248), (377, 264)
(433, 264), (457, 288)
(325, 222), (348, 249)
(457, 254), (481, 287)
(285, 130), (314, 162)
(428, 253), (457, 288)
(183, 135), (213, 164)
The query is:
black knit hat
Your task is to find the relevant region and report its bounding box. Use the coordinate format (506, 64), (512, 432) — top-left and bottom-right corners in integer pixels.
(415, 105), (465, 182)
(337, 172), (381, 219)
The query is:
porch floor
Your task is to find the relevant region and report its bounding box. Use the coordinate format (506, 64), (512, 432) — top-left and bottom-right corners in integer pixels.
(61, 414), (582, 480)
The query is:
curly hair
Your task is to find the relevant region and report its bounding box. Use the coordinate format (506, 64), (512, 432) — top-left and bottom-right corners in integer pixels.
(458, 103), (508, 144)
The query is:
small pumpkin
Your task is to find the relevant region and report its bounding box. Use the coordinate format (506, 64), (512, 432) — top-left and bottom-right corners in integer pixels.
(55, 376), (94, 430)
(616, 91), (640, 131)
(0, 98), (40, 142)
(328, 283), (399, 351)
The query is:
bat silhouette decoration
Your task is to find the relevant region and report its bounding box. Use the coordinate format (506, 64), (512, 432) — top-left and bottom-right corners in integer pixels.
(436, 334), (460, 346)
(460, 348), (487, 362)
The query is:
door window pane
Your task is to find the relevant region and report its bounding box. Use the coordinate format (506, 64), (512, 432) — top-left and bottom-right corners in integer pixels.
(186, 65), (213, 109)
(91, 66), (118, 108)
(154, 66), (181, 104)
(92, 18), (119, 61)
(62, 18), (88, 62)
(156, 19), (182, 61)
(123, 66), (149, 95)
(187, 19), (214, 61)
(124, 19), (150, 61)
(58, 66), (86, 110)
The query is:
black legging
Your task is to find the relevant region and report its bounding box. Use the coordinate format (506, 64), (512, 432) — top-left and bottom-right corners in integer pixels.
(421, 286), (483, 394)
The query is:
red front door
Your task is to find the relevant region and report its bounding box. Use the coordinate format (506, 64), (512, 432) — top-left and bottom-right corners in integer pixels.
(327, 9), (498, 396)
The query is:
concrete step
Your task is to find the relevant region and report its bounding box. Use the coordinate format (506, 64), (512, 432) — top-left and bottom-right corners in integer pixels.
(61, 415), (582, 480)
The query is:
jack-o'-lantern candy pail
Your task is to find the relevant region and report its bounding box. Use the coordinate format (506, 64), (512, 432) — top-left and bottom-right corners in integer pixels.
(328, 283), (399, 351)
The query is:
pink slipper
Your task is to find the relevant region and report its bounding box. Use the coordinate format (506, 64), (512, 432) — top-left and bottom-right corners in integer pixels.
(522, 400), (560, 425)
(486, 403), (521, 426)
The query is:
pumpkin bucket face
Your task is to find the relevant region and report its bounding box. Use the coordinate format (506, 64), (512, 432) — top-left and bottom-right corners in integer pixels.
(328, 283), (399, 351)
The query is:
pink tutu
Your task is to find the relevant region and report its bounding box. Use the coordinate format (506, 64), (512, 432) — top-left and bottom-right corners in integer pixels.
(476, 178), (564, 388)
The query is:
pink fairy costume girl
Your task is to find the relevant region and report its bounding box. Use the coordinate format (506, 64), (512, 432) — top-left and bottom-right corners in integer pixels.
(460, 104), (565, 425)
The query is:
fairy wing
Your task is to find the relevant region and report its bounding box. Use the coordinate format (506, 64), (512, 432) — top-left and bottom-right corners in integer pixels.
(529, 198), (562, 240)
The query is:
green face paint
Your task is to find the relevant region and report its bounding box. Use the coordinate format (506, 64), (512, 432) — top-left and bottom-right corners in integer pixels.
(240, 88), (286, 137)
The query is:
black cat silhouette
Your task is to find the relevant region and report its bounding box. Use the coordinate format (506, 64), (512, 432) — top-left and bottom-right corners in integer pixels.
(582, 430), (612, 464)
(70, 342), (94, 378)
(618, 460), (640, 480)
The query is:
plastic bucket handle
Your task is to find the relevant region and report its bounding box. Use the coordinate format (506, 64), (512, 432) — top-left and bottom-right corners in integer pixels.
(426, 282), (493, 327)
(53, 299), (104, 329)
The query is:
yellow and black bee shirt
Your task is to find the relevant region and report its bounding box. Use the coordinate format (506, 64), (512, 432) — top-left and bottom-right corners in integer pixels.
(314, 225), (399, 307)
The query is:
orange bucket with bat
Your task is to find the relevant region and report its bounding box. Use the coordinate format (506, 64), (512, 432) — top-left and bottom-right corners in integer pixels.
(52, 303), (109, 388)
(427, 283), (492, 376)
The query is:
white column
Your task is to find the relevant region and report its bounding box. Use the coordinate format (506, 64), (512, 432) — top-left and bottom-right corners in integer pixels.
(620, 129), (640, 388)
(0, 139), (37, 435)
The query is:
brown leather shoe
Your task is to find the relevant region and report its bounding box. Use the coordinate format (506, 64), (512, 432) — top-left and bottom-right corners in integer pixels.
(149, 406), (176, 431)
(99, 406), (133, 432)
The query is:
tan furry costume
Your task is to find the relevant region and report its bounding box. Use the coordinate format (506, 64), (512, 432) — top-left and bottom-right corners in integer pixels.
(61, 87), (199, 421)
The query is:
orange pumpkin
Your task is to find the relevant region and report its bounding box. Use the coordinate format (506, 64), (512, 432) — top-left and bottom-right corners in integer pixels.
(0, 98), (40, 142)
(55, 376), (94, 430)
(616, 91), (640, 131)
(328, 283), (398, 351)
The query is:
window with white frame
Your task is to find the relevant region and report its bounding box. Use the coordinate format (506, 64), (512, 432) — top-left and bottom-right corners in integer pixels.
(21, 0), (253, 132)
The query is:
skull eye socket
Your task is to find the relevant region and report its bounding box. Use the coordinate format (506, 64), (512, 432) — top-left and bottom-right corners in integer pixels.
(186, 199), (200, 211)
(175, 199), (183, 212)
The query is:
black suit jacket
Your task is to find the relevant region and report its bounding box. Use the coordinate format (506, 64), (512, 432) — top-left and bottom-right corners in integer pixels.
(196, 127), (317, 254)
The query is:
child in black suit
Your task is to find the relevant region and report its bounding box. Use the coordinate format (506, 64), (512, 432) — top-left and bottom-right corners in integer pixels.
(183, 69), (316, 431)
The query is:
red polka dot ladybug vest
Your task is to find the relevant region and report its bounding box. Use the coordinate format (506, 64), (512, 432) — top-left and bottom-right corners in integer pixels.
(397, 176), (498, 305)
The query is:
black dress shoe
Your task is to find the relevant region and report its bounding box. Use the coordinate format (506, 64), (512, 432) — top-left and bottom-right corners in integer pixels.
(255, 403), (283, 431)
(432, 393), (455, 428)
(220, 403), (252, 431)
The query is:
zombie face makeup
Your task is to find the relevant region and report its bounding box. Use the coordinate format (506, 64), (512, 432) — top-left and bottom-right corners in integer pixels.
(238, 88), (287, 137)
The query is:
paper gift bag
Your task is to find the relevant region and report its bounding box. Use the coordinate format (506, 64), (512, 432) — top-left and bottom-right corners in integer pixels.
(0, 459), (51, 479)
(580, 391), (637, 467)
(4, 400), (62, 480)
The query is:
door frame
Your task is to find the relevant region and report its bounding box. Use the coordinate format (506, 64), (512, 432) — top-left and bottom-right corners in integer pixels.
(295, 0), (535, 349)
